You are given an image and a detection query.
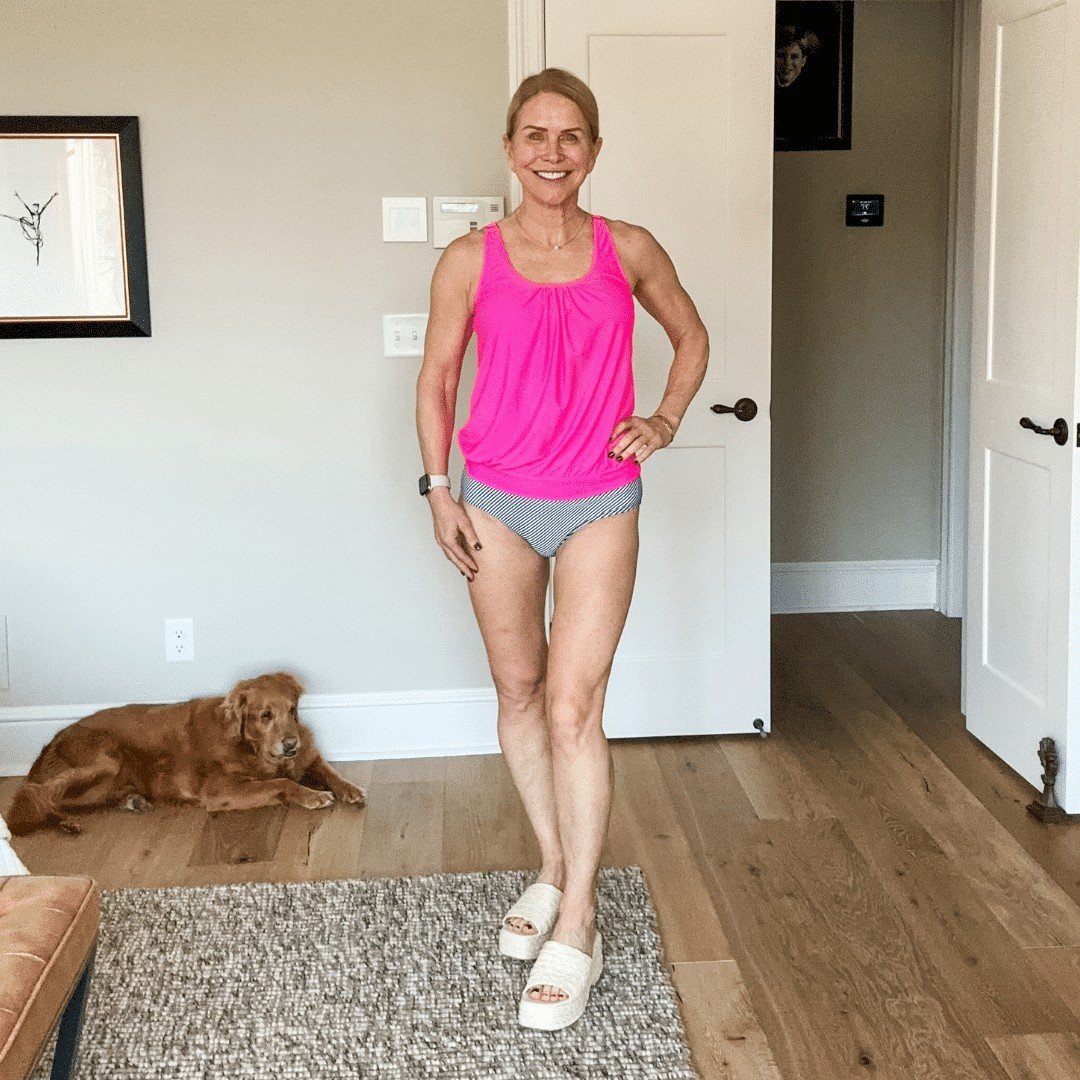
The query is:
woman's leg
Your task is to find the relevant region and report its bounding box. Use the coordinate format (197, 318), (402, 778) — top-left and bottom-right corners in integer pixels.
(461, 498), (565, 931)
(531, 505), (640, 1002)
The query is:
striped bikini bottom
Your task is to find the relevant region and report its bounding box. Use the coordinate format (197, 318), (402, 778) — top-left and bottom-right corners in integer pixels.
(460, 469), (643, 558)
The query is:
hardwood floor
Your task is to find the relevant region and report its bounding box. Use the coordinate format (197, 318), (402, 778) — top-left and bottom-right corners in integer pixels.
(3, 611), (1079, 1078)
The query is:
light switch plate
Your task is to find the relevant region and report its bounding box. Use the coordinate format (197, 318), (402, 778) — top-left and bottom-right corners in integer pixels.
(382, 197), (427, 242)
(384, 313), (428, 357)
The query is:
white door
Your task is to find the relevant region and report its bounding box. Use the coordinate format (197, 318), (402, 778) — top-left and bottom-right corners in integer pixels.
(542, 1), (774, 738)
(966, 0), (1080, 811)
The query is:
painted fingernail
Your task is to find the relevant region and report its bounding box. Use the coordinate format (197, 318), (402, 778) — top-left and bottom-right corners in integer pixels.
(607, 451), (614, 457)
(616, 455), (623, 461)
(474, 543), (481, 550)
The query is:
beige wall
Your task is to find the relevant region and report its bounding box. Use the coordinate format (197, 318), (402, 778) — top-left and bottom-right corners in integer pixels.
(0, 1), (956, 711)
(772, 0), (955, 563)
(0, 0), (508, 705)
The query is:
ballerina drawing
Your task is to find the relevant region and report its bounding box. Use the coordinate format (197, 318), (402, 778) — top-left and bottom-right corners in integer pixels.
(2, 190), (59, 266)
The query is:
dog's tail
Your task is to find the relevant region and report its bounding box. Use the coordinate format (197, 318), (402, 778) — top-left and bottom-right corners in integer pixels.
(6, 782), (60, 836)
(7, 729), (70, 834)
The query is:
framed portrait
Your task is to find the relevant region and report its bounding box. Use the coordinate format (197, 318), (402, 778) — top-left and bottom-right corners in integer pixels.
(0, 116), (150, 337)
(774, 2), (854, 152)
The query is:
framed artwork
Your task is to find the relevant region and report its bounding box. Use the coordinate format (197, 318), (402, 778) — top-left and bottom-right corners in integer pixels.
(774, 2), (854, 152)
(0, 116), (150, 337)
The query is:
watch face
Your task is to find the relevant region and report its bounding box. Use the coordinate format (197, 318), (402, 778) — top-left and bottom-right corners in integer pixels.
(419, 474), (429, 495)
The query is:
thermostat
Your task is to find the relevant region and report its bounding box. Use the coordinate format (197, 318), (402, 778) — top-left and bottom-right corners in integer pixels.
(433, 196), (505, 248)
(846, 194), (884, 227)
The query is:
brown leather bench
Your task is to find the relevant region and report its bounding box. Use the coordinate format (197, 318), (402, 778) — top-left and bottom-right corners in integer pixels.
(0, 876), (99, 1080)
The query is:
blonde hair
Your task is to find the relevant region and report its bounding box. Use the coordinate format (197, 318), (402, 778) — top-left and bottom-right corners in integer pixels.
(505, 67), (600, 144)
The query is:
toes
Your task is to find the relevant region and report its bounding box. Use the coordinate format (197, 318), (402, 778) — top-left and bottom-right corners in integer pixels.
(528, 984), (567, 1003)
(506, 917), (536, 935)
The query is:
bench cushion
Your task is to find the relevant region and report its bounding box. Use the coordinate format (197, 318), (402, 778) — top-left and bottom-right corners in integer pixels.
(0, 876), (99, 1078)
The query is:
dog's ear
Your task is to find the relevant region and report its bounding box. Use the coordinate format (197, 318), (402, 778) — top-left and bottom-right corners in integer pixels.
(269, 672), (304, 702)
(221, 683), (251, 742)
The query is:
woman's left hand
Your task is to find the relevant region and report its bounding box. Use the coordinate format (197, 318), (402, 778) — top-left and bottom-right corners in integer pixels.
(609, 415), (673, 464)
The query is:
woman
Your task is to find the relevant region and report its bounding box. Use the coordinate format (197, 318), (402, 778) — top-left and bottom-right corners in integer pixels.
(415, 67), (708, 1030)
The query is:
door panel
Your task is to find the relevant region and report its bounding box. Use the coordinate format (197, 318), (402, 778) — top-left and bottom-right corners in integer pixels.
(544, 1), (774, 738)
(967, 0), (1080, 811)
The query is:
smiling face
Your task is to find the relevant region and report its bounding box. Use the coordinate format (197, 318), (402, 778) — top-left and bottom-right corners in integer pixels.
(224, 673), (305, 764)
(776, 42), (807, 87)
(504, 91), (601, 206)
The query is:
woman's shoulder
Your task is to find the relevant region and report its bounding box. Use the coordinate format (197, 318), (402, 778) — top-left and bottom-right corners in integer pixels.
(599, 215), (654, 247)
(598, 216), (652, 291)
(438, 227), (489, 315)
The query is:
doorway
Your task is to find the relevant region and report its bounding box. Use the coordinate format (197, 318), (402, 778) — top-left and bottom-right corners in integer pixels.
(770, 0), (974, 715)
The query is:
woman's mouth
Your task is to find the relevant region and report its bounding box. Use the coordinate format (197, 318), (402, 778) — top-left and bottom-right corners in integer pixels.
(535, 171), (570, 182)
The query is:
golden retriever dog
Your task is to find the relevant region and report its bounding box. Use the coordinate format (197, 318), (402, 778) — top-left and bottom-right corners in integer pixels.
(7, 672), (366, 836)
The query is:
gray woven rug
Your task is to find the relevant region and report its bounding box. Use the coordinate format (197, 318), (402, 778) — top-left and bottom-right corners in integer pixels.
(32, 866), (698, 1079)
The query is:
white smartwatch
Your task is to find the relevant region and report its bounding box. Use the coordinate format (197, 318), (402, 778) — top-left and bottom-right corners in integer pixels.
(419, 473), (451, 496)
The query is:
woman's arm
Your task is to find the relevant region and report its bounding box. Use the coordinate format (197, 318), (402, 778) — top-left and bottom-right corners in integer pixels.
(415, 236), (476, 501)
(628, 225), (710, 434)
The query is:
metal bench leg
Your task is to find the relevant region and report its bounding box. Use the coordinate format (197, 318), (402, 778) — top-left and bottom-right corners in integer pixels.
(49, 945), (95, 1080)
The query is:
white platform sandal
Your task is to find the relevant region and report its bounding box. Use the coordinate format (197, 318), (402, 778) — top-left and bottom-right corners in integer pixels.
(518, 931), (603, 1031)
(498, 882), (563, 960)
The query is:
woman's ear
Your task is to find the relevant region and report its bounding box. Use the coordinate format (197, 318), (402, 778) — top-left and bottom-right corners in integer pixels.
(221, 685), (249, 742)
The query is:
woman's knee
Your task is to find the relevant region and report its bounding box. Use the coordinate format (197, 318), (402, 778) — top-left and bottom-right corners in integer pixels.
(546, 690), (603, 750)
(494, 674), (547, 721)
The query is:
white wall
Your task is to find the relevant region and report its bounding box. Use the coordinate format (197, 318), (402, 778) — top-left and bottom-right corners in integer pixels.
(1, 1), (958, 768)
(1, 1), (508, 720)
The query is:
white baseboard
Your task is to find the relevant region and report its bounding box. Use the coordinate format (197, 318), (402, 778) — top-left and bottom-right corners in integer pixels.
(0, 688), (502, 778)
(0, 560), (940, 776)
(771, 558), (941, 614)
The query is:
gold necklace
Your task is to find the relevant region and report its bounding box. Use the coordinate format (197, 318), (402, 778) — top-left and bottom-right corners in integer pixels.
(513, 211), (591, 251)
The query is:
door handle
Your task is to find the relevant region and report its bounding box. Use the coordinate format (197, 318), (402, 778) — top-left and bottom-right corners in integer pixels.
(712, 397), (758, 422)
(1019, 416), (1068, 446)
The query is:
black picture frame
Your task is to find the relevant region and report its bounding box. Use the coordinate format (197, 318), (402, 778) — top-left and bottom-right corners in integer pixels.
(774, 2), (854, 152)
(0, 115), (151, 337)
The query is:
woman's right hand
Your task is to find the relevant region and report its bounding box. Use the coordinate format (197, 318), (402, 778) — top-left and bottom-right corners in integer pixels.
(429, 491), (481, 580)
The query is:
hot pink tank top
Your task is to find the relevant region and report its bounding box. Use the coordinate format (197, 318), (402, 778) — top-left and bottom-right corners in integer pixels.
(456, 213), (641, 499)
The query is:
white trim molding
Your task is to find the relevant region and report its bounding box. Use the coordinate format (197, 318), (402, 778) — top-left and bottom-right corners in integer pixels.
(0, 688), (502, 779)
(507, 0), (546, 210)
(771, 559), (941, 614)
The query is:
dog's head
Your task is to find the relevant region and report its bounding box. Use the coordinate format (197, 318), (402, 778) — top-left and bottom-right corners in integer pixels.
(221, 672), (306, 764)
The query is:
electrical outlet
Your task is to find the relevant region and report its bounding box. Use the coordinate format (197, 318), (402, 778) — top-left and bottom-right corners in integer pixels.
(0, 616), (8, 689)
(164, 618), (195, 662)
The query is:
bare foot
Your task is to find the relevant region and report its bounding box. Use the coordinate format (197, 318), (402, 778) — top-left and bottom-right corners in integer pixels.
(527, 912), (596, 1003)
(505, 867), (565, 937)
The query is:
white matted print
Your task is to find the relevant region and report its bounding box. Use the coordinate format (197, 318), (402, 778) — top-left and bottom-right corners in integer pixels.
(0, 135), (127, 318)
(0, 116), (150, 337)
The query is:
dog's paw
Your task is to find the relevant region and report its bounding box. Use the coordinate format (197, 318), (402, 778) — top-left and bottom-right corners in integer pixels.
(298, 789), (334, 810)
(58, 817), (83, 836)
(336, 783), (367, 806)
(121, 794), (152, 813)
